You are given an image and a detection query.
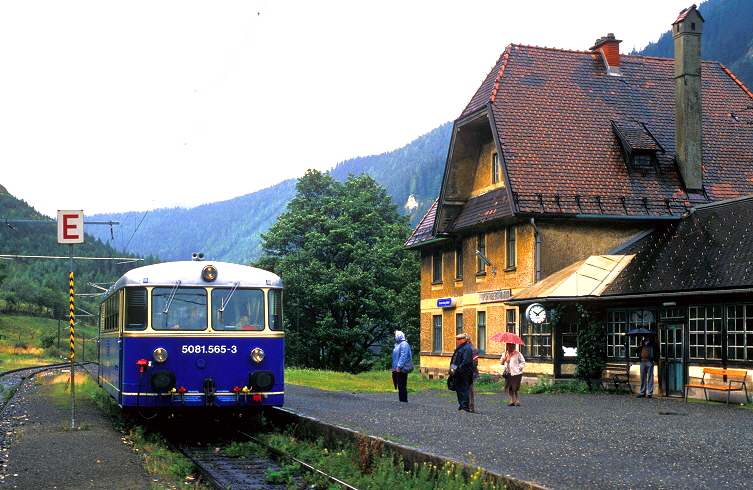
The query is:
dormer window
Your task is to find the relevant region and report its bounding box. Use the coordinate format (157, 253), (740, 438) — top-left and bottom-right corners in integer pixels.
(633, 153), (653, 168)
(611, 120), (665, 172)
(492, 153), (501, 184)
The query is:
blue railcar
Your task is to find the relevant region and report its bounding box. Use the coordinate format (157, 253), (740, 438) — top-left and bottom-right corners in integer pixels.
(98, 258), (284, 412)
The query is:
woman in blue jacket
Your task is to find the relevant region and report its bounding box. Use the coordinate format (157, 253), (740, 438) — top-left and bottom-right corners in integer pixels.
(392, 330), (413, 402)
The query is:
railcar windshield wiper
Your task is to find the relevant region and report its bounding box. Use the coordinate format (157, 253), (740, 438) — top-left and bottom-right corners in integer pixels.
(218, 282), (240, 313)
(162, 281), (181, 314)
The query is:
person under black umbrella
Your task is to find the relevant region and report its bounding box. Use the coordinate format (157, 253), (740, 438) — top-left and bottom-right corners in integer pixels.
(635, 333), (658, 398)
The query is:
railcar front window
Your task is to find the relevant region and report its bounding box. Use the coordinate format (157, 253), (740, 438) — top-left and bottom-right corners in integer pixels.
(212, 289), (265, 330)
(152, 287), (207, 331)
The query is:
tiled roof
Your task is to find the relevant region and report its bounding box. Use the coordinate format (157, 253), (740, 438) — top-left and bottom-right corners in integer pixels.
(451, 187), (511, 231)
(611, 119), (665, 152)
(478, 45), (753, 215)
(410, 40), (753, 248)
(603, 195), (753, 295)
(404, 199), (437, 247)
(674, 4), (704, 24)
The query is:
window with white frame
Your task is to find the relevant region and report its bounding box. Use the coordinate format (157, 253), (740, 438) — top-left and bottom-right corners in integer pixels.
(689, 305), (722, 360)
(606, 310), (628, 358)
(521, 315), (552, 358)
(726, 304), (753, 361)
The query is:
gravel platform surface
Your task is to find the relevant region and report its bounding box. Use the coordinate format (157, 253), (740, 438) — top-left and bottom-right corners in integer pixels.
(0, 370), (153, 489)
(284, 384), (753, 489)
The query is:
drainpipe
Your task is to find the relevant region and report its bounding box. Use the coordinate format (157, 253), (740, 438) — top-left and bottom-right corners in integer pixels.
(530, 218), (540, 282)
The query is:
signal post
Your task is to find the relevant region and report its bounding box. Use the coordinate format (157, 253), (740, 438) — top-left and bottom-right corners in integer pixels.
(57, 210), (84, 428)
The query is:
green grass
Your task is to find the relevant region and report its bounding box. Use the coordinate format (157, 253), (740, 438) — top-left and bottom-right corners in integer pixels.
(0, 314), (97, 369)
(286, 368), (453, 393)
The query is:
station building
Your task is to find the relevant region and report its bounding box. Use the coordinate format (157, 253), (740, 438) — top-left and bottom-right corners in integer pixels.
(405, 5), (753, 399)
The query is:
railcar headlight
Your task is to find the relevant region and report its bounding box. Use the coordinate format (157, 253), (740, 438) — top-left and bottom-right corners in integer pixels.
(250, 347), (265, 364)
(153, 347), (168, 363)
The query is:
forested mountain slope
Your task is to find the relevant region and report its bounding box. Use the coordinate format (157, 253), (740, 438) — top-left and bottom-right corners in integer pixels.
(0, 186), (143, 318)
(637, 0), (753, 88)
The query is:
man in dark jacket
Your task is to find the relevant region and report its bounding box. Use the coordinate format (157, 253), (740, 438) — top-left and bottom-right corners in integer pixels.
(451, 333), (475, 412)
(636, 334), (659, 398)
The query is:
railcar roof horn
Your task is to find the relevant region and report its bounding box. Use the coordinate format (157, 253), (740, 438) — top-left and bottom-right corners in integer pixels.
(191, 252), (205, 261)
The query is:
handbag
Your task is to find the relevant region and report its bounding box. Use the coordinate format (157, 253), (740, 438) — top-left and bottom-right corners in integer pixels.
(447, 374), (456, 391)
(502, 368), (510, 379)
(402, 357), (414, 373)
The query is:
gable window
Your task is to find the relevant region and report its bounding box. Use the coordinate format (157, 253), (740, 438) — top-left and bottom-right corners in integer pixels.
(456, 312), (463, 336)
(633, 153), (653, 168)
(492, 153), (501, 184)
(476, 233), (486, 274)
(506, 225), (516, 269)
(432, 249), (442, 283)
(455, 242), (463, 280)
(477, 311), (487, 354)
(611, 120), (664, 173)
(433, 315), (442, 352)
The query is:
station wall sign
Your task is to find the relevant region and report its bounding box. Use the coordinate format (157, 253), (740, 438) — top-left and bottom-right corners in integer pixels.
(437, 297), (456, 308)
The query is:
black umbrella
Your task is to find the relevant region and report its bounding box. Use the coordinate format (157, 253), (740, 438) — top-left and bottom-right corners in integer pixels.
(626, 327), (656, 336)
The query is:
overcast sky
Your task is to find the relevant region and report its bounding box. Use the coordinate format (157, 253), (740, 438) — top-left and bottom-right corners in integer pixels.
(1, 0), (697, 218)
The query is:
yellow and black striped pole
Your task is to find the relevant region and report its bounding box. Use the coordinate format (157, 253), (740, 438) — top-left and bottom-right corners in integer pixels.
(68, 245), (75, 428)
(69, 271), (75, 359)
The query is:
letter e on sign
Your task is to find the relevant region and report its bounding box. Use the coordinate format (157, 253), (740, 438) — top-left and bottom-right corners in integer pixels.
(57, 210), (84, 244)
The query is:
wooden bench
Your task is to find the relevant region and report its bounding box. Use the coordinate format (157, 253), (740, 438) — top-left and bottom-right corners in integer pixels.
(684, 367), (749, 405)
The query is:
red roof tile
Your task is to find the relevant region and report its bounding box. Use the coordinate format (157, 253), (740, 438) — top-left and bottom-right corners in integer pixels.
(461, 44), (753, 216)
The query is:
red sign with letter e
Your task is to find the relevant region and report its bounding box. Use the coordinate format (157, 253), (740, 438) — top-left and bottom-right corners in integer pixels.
(57, 210), (84, 244)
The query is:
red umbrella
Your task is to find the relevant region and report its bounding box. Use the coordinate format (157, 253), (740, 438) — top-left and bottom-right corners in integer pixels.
(489, 332), (525, 345)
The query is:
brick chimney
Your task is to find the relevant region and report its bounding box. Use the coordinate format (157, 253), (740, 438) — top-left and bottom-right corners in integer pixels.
(590, 33), (622, 76)
(673, 4), (704, 192)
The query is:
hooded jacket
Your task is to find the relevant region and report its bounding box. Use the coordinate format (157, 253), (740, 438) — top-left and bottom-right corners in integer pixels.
(392, 331), (413, 371)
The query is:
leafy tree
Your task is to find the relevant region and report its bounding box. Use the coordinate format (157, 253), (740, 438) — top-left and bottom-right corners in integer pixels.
(254, 170), (419, 373)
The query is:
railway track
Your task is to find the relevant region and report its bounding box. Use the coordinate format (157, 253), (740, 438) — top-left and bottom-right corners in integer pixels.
(0, 362), (81, 416)
(0, 362), (357, 489)
(161, 416), (359, 490)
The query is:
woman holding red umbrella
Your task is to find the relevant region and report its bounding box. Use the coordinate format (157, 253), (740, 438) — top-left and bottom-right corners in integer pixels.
(501, 343), (526, 406)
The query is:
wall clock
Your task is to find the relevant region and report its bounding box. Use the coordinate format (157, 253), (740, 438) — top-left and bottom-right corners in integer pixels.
(525, 303), (547, 324)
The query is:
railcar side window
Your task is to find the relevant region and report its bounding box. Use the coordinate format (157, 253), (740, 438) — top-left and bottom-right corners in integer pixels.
(101, 294), (120, 333)
(125, 288), (147, 330)
(151, 287), (207, 331)
(269, 289), (283, 331)
(211, 289), (265, 331)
